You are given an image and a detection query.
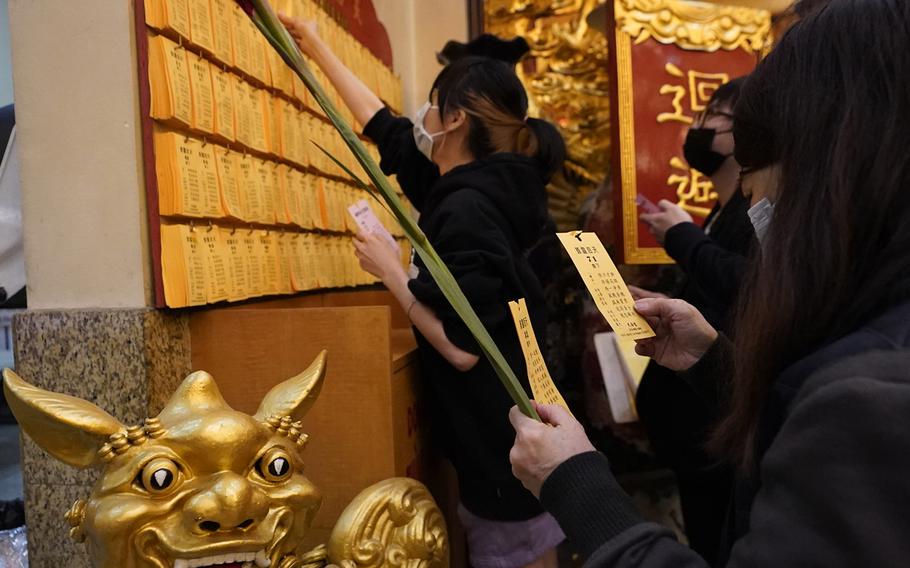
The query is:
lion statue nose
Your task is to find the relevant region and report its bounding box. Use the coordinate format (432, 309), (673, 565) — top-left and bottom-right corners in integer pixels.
(184, 473), (269, 533)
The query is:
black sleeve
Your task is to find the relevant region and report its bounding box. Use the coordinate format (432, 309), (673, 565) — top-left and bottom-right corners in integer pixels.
(678, 333), (734, 413)
(726, 351), (910, 566)
(664, 222), (748, 307)
(540, 452), (710, 568)
(361, 107), (439, 211)
(407, 191), (515, 355)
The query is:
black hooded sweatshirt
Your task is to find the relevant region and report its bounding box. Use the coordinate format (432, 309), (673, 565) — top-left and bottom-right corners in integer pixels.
(363, 107), (548, 521)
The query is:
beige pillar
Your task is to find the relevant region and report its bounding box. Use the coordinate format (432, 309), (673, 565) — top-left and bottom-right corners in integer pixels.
(10, 0), (152, 310)
(373, 0), (468, 117)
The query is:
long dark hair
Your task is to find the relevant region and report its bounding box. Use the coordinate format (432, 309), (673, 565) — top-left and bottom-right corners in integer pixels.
(430, 56), (566, 181)
(714, 0), (910, 469)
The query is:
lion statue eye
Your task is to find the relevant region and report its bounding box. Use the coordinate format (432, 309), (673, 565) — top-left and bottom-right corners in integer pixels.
(258, 448), (293, 483)
(140, 458), (180, 494)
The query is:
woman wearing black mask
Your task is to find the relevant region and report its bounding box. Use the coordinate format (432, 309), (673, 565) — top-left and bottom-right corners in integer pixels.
(631, 80), (754, 565)
(634, 78), (753, 327)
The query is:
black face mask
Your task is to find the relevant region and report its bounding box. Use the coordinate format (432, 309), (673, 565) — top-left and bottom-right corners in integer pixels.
(683, 127), (732, 176)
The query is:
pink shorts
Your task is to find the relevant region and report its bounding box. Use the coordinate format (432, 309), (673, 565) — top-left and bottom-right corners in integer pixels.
(457, 504), (566, 568)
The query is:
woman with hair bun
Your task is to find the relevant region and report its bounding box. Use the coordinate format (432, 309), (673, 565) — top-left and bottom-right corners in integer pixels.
(281, 15), (566, 568)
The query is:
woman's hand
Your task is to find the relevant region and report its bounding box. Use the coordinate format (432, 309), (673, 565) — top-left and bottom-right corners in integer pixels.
(633, 298), (718, 371)
(353, 232), (404, 283)
(509, 403), (596, 498)
(628, 285), (669, 301)
(277, 13), (321, 59)
(640, 200), (694, 245)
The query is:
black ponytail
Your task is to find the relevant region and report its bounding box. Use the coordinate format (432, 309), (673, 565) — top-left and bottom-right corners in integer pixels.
(431, 56), (565, 180)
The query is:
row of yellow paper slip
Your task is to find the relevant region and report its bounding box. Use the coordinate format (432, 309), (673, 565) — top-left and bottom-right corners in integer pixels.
(154, 128), (407, 234)
(160, 223), (412, 307)
(280, 0), (404, 112)
(148, 33), (377, 177)
(145, 0), (401, 114)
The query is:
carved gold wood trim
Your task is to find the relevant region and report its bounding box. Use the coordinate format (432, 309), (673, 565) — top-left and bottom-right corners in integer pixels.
(614, 28), (673, 264)
(327, 478), (448, 568)
(615, 0), (772, 53)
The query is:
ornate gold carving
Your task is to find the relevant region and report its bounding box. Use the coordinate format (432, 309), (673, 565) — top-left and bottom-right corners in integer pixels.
(485, 0), (610, 229)
(65, 499), (87, 544)
(328, 478), (448, 568)
(615, 0), (772, 53)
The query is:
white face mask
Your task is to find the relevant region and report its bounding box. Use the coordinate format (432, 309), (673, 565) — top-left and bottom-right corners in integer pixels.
(747, 197), (774, 246)
(412, 102), (448, 161)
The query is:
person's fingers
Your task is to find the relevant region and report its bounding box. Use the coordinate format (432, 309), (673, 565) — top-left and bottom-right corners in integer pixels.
(536, 403), (573, 427)
(658, 199), (676, 212)
(634, 298), (682, 319)
(639, 212), (658, 225)
(508, 405), (535, 431)
(635, 341), (655, 357)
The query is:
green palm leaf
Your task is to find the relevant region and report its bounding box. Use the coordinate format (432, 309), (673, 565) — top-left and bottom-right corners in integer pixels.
(239, 0), (538, 419)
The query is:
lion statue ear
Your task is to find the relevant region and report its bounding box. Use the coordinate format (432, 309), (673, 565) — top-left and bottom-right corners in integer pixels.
(254, 350), (327, 422)
(2, 369), (125, 468)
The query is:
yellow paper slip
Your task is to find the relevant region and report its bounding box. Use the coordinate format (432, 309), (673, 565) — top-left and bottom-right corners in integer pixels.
(187, 0), (215, 55)
(209, 0), (234, 67)
(188, 52), (215, 134)
(255, 159), (277, 224)
(160, 222), (188, 307)
(145, 0), (191, 39)
(221, 227), (250, 302)
(214, 148), (244, 219)
(211, 67), (236, 141)
(268, 95), (283, 160)
(200, 226), (231, 303)
(232, 78), (254, 148)
(246, 87), (270, 154)
(258, 230), (281, 295)
(288, 233), (307, 292)
(242, 230), (265, 297)
(195, 141), (224, 218)
(230, 3), (254, 76)
(238, 155), (264, 222)
(275, 233), (293, 295)
(283, 168), (305, 227)
(557, 231), (655, 340)
(148, 34), (193, 128)
(508, 298), (573, 415)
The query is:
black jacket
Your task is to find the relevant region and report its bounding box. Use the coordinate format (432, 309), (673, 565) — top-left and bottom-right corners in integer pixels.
(363, 108), (549, 520)
(664, 188), (753, 331)
(541, 299), (910, 566)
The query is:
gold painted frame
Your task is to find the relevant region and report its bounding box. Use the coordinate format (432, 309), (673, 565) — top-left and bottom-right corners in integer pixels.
(610, 0), (771, 264)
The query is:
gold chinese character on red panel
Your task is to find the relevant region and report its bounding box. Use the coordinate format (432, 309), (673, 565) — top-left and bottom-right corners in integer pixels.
(667, 156), (718, 217)
(657, 64), (730, 125)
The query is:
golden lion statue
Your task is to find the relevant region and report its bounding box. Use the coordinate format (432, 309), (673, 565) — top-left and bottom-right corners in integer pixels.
(3, 351), (448, 568)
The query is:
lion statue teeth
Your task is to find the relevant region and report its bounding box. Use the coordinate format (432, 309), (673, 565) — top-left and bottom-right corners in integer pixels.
(3, 351), (448, 568)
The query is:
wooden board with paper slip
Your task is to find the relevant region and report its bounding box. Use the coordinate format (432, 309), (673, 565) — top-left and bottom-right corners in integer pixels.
(594, 332), (650, 423)
(137, 0), (409, 307)
(557, 231), (655, 340)
(508, 298), (573, 415)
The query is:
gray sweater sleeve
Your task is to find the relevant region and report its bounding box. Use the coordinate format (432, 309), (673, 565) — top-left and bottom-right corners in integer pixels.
(726, 350), (910, 566)
(541, 350), (910, 567)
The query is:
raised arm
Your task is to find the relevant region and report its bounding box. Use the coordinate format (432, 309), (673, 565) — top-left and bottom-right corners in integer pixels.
(279, 14), (384, 128)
